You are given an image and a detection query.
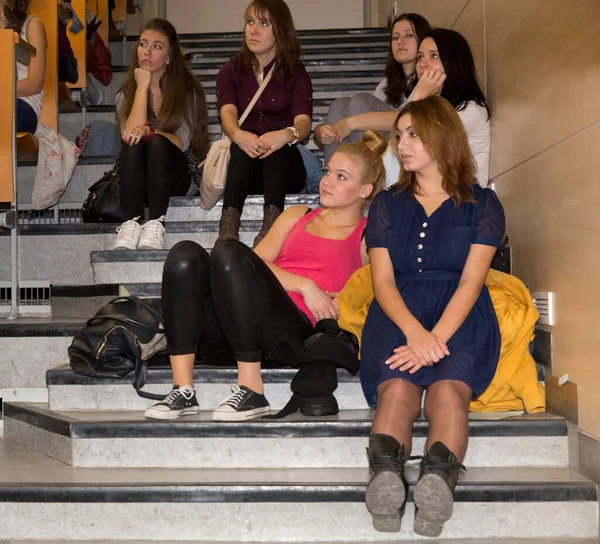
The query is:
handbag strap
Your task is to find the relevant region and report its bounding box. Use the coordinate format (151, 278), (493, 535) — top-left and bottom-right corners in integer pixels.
(237, 64), (276, 128)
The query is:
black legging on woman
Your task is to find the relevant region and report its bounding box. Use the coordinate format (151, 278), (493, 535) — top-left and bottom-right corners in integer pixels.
(223, 141), (306, 212)
(120, 135), (191, 220)
(161, 240), (339, 398)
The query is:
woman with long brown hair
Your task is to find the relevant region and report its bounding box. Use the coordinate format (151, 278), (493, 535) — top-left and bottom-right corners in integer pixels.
(0, 0), (47, 133)
(215, 0), (312, 246)
(113, 18), (209, 251)
(314, 13), (430, 164)
(361, 96), (505, 536)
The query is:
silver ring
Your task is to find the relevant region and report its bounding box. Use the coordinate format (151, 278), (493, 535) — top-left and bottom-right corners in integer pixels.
(431, 350), (436, 356)
(318, 314), (324, 320)
(255, 146), (261, 152)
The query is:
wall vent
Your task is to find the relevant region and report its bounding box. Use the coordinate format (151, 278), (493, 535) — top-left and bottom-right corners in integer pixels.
(0, 281), (52, 317)
(532, 291), (555, 326)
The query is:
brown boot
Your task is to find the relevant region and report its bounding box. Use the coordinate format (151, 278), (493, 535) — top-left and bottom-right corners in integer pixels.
(253, 204), (282, 247)
(216, 207), (241, 244)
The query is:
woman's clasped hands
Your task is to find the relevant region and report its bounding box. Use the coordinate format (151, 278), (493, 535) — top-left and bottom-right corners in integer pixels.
(385, 326), (450, 374)
(234, 129), (294, 159)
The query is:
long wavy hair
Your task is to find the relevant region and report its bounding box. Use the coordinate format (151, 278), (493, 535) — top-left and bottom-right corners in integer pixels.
(424, 28), (490, 118)
(3, 0), (30, 33)
(241, 0), (302, 80)
(393, 96), (476, 204)
(384, 13), (431, 108)
(118, 18), (210, 159)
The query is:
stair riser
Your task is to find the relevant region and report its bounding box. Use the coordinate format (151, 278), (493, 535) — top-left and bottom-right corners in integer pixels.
(47, 382), (367, 412)
(103, 73), (373, 105)
(0, 232), (241, 285)
(0, 338), (71, 389)
(0, 501), (595, 541)
(5, 417), (569, 469)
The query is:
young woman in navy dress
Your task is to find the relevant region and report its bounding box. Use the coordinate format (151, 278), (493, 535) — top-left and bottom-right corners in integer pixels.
(361, 95), (505, 537)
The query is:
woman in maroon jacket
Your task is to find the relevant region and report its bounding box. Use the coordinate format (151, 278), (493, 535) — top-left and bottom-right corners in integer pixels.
(215, 0), (313, 246)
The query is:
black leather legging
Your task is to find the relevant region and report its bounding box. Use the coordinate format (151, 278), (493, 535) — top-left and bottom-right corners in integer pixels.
(161, 240), (313, 363)
(119, 135), (191, 220)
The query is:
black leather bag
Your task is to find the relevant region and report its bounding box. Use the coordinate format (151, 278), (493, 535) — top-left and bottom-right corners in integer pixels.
(81, 160), (124, 223)
(68, 297), (168, 400)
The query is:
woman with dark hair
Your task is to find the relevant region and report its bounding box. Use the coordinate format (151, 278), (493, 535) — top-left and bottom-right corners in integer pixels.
(314, 13), (430, 164)
(361, 96), (504, 536)
(144, 132), (388, 422)
(384, 28), (491, 186)
(0, 0), (47, 133)
(215, 0), (313, 246)
(113, 18), (209, 251)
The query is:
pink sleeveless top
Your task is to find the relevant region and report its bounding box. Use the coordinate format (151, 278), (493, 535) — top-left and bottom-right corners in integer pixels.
(274, 208), (367, 326)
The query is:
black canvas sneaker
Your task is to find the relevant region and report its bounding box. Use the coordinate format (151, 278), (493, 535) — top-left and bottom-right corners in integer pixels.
(144, 385), (199, 420)
(212, 385), (271, 421)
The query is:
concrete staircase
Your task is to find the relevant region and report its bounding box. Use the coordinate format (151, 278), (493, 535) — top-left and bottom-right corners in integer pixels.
(0, 27), (598, 542)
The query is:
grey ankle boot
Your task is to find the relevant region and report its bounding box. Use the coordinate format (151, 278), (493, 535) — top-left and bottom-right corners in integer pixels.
(253, 204), (282, 247)
(413, 441), (465, 537)
(216, 207), (241, 244)
(365, 433), (409, 533)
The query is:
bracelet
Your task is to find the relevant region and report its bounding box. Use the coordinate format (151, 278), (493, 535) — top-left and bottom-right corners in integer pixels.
(143, 122), (155, 140)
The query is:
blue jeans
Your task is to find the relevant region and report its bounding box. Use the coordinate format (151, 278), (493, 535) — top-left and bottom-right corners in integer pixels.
(298, 144), (322, 194)
(17, 99), (38, 133)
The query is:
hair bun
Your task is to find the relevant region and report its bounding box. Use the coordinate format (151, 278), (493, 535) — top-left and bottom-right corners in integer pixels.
(361, 130), (388, 157)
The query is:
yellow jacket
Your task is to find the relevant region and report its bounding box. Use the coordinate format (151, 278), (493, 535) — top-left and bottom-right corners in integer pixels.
(338, 266), (546, 413)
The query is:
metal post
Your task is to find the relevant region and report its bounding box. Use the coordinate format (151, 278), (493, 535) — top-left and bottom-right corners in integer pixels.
(158, 0), (166, 19)
(8, 59), (19, 319)
(364, 0), (372, 27)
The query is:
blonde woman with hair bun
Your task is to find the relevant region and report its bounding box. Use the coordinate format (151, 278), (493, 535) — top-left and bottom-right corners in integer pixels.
(146, 132), (387, 422)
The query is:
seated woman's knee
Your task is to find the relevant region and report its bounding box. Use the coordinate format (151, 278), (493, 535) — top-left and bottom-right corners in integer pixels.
(378, 379), (421, 417)
(423, 380), (470, 417)
(163, 240), (206, 279)
(347, 93), (378, 116)
(210, 240), (248, 277)
(146, 134), (172, 154)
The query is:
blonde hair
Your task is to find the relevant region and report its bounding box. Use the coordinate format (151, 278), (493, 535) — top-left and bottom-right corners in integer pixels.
(335, 131), (388, 202)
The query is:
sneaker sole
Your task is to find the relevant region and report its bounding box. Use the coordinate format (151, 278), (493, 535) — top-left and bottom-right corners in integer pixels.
(113, 244), (139, 251)
(365, 471), (406, 533)
(211, 406), (271, 421)
(144, 406), (200, 421)
(413, 473), (454, 537)
(138, 244), (164, 250)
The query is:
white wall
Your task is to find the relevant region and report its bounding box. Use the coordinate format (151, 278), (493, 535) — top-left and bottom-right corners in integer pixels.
(166, 0), (365, 34)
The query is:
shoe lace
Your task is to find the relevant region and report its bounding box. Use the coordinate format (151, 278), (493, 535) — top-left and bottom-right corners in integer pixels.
(220, 385), (247, 408)
(141, 216), (165, 239)
(420, 452), (466, 473)
(162, 387), (192, 406)
(116, 217), (141, 237)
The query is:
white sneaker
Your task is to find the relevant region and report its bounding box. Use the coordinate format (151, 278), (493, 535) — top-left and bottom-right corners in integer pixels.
(138, 216), (166, 250)
(113, 217), (142, 250)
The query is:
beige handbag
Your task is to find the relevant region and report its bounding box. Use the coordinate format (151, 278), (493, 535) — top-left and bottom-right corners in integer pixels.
(199, 66), (275, 210)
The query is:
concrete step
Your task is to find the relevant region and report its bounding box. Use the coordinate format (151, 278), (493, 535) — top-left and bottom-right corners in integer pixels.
(0, 222), (255, 286)
(7, 541), (600, 544)
(103, 72), (381, 105)
(166, 193), (320, 222)
(0, 440), (596, 541)
(4, 401), (569, 469)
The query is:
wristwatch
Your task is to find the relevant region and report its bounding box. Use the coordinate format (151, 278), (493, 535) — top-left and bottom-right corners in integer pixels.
(286, 126), (300, 146)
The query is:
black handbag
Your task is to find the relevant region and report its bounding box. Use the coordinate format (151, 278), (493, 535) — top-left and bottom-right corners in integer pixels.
(68, 297), (168, 400)
(81, 158), (124, 223)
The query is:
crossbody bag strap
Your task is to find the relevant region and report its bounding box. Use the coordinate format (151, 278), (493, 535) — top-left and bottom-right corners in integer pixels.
(197, 65), (276, 169)
(237, 64), (276, 128)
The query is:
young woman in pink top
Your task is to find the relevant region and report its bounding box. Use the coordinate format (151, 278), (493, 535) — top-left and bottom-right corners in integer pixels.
(145, 131), (387, 422)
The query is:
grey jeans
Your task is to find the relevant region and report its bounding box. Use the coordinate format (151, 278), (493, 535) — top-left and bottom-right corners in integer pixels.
(323, 93), (394, 163)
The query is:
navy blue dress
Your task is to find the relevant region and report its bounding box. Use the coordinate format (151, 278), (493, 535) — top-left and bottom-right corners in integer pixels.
(360, 185), (506, 408)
